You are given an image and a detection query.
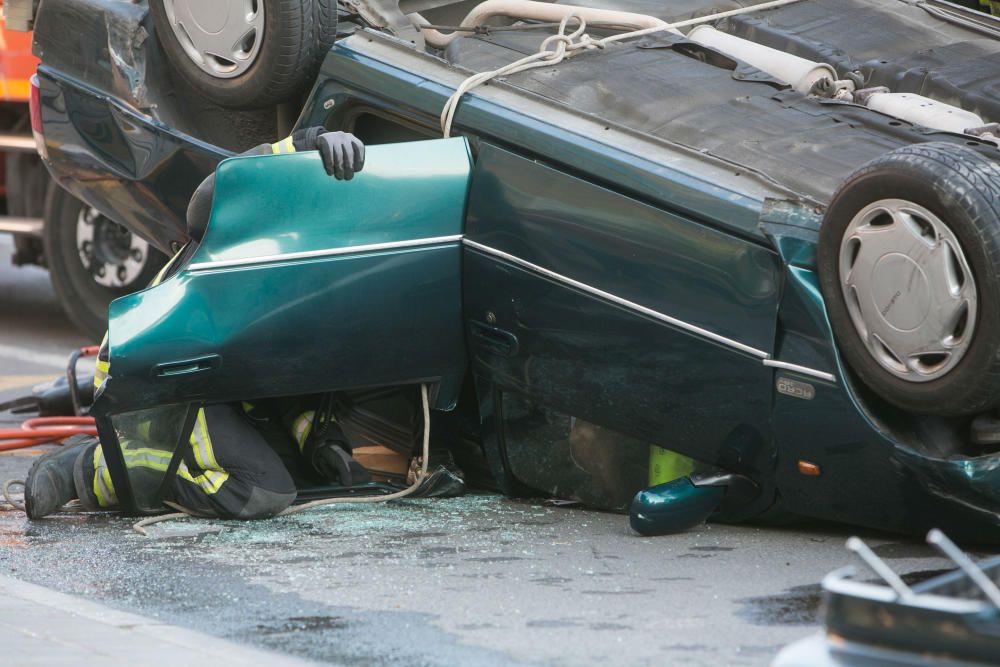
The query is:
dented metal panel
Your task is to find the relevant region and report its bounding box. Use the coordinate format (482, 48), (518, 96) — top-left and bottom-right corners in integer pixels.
(96, 138), (472, 415)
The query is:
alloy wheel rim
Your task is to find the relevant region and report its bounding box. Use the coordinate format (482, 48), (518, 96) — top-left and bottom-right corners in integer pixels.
(839, 198), (977, 383)
(162, 0), (264, 79)
(76, 207), (150, 289)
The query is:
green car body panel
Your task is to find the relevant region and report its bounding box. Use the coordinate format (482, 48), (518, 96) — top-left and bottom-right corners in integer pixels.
(96, 138), (472, 417)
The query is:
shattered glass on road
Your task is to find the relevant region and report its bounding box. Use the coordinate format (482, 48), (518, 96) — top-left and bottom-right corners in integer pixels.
(0, 450), (994, 666)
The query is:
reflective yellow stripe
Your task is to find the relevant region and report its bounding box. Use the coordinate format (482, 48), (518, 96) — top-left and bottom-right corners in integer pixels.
(189, 409), (220, 471)
(177, 461), (230, 495)
(122, 446), (174, 460)
(95, 334), (111, 389)
(92, 437), (229, 505)
(292, 411), (315, 452)
(270, 136), (296, 154)
(91, 444), (117, 508)
(94, 359), (110, 389)
(121, 446), (173, 471)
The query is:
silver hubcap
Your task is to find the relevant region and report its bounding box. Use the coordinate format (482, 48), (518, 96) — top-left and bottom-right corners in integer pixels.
(76, 207), (150, 289)
(839, 198), (977, 382)
(162, 0), (264, 79)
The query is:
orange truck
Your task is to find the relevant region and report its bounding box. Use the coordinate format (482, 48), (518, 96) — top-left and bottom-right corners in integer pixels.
(0, 1), (162, 340)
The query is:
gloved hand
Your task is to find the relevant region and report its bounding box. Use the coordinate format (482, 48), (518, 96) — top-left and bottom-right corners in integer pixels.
(290, 127), (366, 180)
(310, 439), (371, 486)
(317, 131), (365, 180)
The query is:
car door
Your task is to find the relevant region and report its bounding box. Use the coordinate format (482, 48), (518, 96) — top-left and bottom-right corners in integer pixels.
(462, 143), (783, 506)
(92, 137), (472, 512)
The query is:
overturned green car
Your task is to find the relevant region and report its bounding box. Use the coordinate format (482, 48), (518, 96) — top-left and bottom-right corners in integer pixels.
(28, 0), (1000, 538)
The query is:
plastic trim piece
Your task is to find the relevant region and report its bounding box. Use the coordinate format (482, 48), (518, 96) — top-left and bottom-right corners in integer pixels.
(187, 235), (464, 271)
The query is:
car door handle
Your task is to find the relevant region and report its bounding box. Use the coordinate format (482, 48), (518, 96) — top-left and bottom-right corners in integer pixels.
(153, 354), (221, 378)
(469, 321), (519, 357)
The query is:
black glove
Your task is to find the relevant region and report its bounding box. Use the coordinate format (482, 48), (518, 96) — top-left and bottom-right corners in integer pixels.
(290, 127), (366, 180)
(315, 131), (365, 180)
(310, 439), (371, 486)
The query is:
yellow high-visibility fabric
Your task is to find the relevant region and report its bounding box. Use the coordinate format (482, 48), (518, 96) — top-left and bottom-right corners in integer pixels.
(189, 409), (221, 471)
(89, 428), (231, 507)
(292, 411), (315, 452)
(177, 461), (229, 494)
(94, 331), (110, 390)
(648, 445), (696, 486)
(92, 444), (116, 508)
(269, 136), (297, 154)
(183, 408), (229, 494)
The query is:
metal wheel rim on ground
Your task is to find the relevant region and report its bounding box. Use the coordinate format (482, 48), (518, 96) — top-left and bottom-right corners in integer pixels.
(839, 198), (977, 382)
(162, 0), (265, 78)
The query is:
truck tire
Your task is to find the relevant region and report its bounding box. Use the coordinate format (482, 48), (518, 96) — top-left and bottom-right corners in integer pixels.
(43, 184), (166, 342)
(817, 142), (1000, 416)
(5, 151), (47, 266)
(149, 0), (338, 110)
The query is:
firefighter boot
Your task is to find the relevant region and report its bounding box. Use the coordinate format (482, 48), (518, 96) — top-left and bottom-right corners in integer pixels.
(23, 437), (94, 519)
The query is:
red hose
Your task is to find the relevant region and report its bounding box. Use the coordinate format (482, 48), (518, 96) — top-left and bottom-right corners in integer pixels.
(0, 416), (98, 451)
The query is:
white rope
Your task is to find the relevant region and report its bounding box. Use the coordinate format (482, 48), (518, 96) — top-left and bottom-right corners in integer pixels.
(132, 511), (188, 536)
(2, 479), (25, 511)
(440, 0), (807, 138)
(276, 382), (432, 516)
(441, 13), (594, 137)
(133, 383), (433, 535)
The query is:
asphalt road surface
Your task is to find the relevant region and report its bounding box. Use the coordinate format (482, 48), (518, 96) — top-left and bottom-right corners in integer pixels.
(0, 233), (995, 666)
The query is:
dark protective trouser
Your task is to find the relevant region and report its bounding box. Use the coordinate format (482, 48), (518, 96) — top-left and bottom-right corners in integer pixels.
(79, 404), (297, 519)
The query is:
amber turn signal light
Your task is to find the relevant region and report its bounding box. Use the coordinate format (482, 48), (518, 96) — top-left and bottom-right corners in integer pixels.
(798, 460), (821, 476)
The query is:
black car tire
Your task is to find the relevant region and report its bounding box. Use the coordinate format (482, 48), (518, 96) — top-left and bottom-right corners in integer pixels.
(149, 0), (338, 110)
(43, 184), (166, 342)
(818, 142), (1000, 416)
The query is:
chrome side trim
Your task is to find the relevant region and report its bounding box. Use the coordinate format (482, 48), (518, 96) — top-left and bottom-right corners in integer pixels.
(763, 359), (837, 383)
(188, 235), (464, 271)
(463, 238), (769, 359)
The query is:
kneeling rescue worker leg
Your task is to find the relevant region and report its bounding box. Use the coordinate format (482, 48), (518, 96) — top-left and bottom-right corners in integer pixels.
(76, 404), (296, 519)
